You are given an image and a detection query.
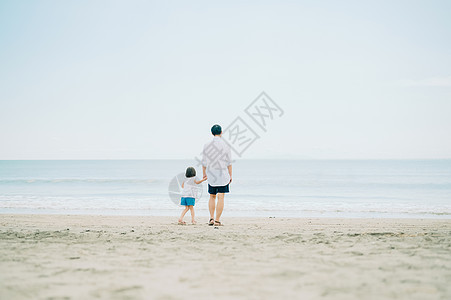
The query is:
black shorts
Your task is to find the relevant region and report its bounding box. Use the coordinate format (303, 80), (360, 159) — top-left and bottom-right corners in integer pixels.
(208, 184), (230, 195)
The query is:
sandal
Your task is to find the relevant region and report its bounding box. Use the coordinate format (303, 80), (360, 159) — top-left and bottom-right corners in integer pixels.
(214, 220), (223, 226)
(178, 221), (186, 225)
(208, 218), (214, 226)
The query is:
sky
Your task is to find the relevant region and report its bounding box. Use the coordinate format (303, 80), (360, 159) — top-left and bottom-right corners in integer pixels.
(0, 0), (450, 160)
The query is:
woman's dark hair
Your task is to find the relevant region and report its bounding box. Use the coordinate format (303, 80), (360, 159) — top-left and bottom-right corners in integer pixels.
(211, 124), (222, 136)
(185, 167), (196, 178)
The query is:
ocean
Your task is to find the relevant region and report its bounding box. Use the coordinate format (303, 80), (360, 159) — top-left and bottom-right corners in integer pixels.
(0, 159), (450, 219)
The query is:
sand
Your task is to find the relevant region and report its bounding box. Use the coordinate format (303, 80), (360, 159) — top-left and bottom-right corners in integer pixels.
(0, 214), (450, 300)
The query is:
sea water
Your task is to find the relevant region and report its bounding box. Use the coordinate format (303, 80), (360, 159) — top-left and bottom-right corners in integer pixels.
(0, 160), (450, 218)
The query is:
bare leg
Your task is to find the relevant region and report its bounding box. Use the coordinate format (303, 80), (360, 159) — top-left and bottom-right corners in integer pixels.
(209, 194), (216, 220)
(179, 206), (189, 223)
(189, 205), (196, 224)
(215, 193), (225, 222)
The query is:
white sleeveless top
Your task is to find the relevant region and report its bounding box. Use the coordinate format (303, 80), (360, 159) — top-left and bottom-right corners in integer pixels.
(181, 177), (199, 198)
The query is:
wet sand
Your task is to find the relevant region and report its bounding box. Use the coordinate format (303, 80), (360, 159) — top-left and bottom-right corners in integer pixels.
(0, 214), (450, 299)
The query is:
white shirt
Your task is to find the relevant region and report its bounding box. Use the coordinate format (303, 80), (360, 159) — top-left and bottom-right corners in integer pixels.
(202, 136), (232, 187)
(181, 177), (200, 198)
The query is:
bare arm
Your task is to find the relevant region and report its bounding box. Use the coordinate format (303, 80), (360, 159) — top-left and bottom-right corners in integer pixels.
(194, 176), (208, 184)
(228, 165), (232, 183)
(202, 166), (207, 177)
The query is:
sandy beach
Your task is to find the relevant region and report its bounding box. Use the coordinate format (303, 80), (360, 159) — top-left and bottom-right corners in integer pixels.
(0, 214), (450, 300)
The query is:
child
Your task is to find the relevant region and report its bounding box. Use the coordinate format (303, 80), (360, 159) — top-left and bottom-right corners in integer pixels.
(178, 167), (207, 225)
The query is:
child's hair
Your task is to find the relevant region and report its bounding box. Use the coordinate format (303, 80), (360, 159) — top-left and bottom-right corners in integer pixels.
(185, 167), (196, 178)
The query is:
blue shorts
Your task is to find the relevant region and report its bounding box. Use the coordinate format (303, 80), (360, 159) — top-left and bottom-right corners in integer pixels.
(180, 197), (195, 206)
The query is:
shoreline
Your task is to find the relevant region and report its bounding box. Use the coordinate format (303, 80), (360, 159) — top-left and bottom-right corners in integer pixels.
(1, 210), (450, 220)
(3, 213), (451, 221)
(1, 214), (450, 299)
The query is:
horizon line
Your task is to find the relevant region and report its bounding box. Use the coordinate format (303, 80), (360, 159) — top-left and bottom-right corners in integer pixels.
(1, 158), (450, 161)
